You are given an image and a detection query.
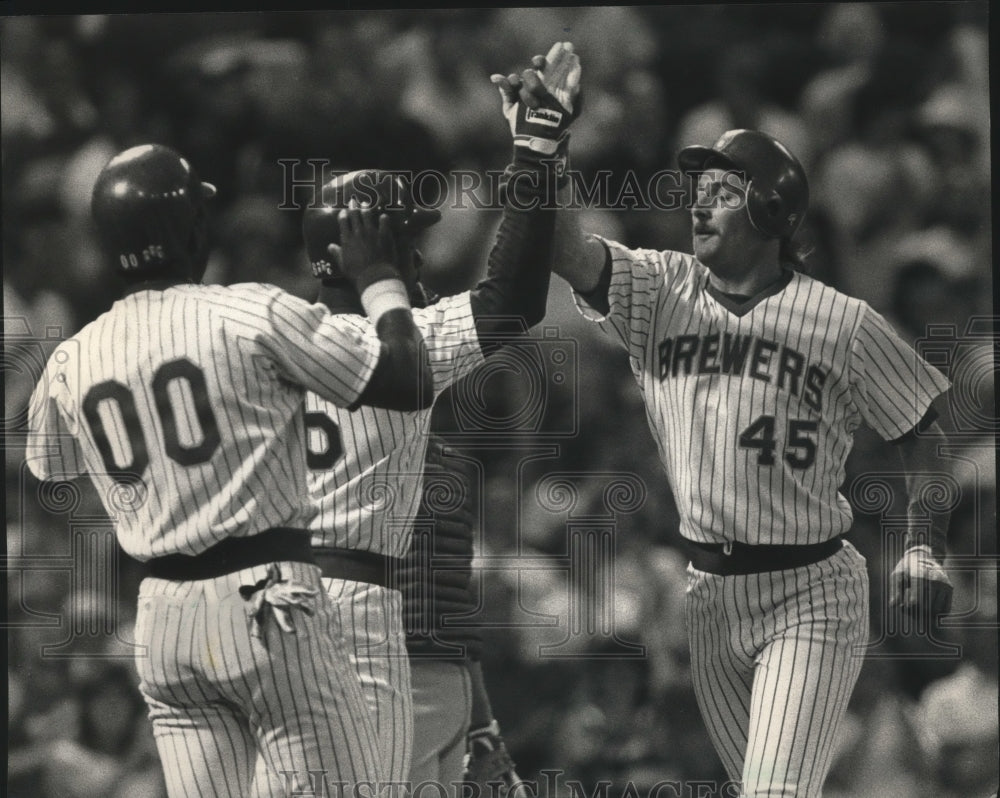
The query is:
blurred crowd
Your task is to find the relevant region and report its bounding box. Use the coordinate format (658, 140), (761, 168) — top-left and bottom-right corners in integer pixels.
(4, 7), (995, 798)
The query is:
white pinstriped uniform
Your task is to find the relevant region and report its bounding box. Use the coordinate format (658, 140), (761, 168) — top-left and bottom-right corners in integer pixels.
(26, 282), (385, 797)
(305, 293), (482, 783)
(573, 236), (951, 796)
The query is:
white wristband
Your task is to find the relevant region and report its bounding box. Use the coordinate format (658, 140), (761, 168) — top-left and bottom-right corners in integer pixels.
(360, 278), (411, 324)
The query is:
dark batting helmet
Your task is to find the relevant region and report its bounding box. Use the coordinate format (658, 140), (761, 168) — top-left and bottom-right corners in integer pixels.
(91, 144), (217, 278)
(677, 129), (809, 239)
(303, 169), (441, 306)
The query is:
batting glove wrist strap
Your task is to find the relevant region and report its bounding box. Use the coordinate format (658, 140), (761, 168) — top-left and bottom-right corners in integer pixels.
(500, 134), (571, 207)
(511, 132), (571, 185)
(903, 528), (948, 561)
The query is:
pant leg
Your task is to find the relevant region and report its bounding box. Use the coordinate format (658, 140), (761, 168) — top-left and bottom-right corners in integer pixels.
(135, 581), (257, 798)
(198, 562), (381, 798)
(686, 565), (755, 783)
(326, 578), (414, 785)
(742, 543), (870, 798)
(408, 661), (472, 796)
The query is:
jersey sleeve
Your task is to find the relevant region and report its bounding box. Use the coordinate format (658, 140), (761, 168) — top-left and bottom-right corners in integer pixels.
(25, 353), (85, 481)
(412, 292), (485, 396)
(261, 288), (382, 408)
(570, 235), (692, 355)
(848, 304), (952, 441)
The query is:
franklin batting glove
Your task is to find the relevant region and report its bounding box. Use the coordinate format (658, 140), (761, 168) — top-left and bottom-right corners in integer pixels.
(889, 544), (953, 619)
(240, 564), (318, 643)
(491, 41), (582, 159)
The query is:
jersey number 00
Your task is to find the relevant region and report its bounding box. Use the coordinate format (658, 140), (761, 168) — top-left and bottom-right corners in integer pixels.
(81, 358), (221, 483)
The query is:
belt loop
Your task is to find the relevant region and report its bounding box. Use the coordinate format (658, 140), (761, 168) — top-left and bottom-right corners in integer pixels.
(723, 540), (733, 556)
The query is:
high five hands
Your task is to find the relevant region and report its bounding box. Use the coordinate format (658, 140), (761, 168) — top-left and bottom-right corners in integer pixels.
(490, 41), (582, 156)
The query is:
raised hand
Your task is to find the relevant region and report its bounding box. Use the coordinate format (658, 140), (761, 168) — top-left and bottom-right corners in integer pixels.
(336, 199), (400, 292)
(490, 41), (582, 156)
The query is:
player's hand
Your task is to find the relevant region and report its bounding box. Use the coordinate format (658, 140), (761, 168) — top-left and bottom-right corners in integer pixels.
(336, 199), (402, 293)
(889, 544), (953, 619)
(463, 720), (528, 798)
(490, 41), (582, 156)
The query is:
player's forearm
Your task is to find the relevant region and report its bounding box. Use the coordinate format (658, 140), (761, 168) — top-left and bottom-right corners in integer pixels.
(550, 182), (607, 295)
(354, 309), (433, 411)
(469, 152), (557, 355)
(897, 419), (952, 559)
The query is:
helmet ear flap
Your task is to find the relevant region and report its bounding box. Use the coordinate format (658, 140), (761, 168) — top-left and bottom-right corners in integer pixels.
(764, 193), (784, 218)
(746, 179), (791, 238)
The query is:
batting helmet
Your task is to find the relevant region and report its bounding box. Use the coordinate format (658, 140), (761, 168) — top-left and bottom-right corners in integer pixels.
(302, 169), (441, 280)
(91, 144), (217, 277)
(677, 129), (808, 239)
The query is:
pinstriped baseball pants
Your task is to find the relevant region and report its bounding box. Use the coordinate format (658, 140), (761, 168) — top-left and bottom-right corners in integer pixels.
(685, 541), (869, 798)
(134, 561), (381, 797)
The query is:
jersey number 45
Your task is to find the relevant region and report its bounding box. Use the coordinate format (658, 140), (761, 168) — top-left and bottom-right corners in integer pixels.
(738, 414), (818, 469)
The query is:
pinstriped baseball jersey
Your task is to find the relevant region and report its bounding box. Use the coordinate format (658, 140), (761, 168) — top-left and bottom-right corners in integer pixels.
(293, 293), (480, 786)
(572, 235), (951, 546)
(305, 292), (483, 557)
(25, 282), (381, 560)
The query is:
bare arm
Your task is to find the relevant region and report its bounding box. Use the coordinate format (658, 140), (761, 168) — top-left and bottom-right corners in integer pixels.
(889, 412), (954, 617)
(895, 417), (952, 559)
(353, 308), (433, 411)
(551, 183), (611, 296)
(340, 208), (433, 411)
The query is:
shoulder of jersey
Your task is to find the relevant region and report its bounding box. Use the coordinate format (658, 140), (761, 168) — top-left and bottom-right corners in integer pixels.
(601, 235), (700, 278)
(657, 247), (703, 289)
(188, 281), (293, 309)
(203, 281), (282, 297)
(412, 290), (465, 318)
(791, 269), (867, 313)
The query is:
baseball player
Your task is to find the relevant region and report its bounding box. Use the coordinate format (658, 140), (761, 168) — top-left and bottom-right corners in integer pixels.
(499, 60), (956, 797)
(24, 143), (437, 797)
(275, 42), (582, 793)
(399, 435), (524, 797)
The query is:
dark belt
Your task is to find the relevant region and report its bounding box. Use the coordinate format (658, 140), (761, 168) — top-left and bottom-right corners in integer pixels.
(314, 547), (401, 590)
(146, 528), (315, 581)
(685, 536), (844, 576)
